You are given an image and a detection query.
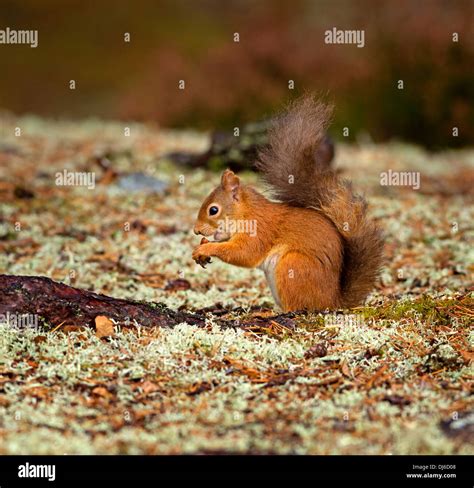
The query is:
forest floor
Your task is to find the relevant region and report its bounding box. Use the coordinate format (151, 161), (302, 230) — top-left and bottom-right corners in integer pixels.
(0, 115), (472, 454)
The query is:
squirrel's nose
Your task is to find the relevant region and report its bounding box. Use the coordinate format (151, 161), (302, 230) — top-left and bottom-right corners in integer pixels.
(193, 225), (200, 235)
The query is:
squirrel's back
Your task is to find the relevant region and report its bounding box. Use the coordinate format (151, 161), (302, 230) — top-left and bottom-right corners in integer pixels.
(256, 95), (384, 308)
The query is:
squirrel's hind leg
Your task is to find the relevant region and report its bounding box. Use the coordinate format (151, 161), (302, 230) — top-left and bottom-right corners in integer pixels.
(274, 252), (341, 312)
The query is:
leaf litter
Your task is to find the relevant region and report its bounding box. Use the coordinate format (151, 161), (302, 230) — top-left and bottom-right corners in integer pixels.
(0, 115), (472, 454)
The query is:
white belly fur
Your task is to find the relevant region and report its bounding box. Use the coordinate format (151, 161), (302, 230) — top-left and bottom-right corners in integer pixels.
(258, 252), (281, 307)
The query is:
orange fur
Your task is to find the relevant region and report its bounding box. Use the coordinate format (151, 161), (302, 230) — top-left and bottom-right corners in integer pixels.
(193, 96), (384, 312)
(193, 180), (343, 311)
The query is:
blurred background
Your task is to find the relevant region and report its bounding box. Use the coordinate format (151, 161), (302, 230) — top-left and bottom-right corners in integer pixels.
(0, 0), (473, 149)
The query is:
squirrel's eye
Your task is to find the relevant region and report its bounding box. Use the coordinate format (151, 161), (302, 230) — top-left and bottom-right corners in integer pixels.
(209, 206), (219, 216)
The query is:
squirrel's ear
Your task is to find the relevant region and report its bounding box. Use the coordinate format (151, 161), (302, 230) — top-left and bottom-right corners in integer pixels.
(221, 169), (240, 199)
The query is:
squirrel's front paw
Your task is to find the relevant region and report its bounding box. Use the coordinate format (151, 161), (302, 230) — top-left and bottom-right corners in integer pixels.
(192, 239), (212, 268)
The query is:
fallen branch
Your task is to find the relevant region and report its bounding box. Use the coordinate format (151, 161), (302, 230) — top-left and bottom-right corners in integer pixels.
(0, 274), (207, 329)
(164, 123), (334, 172)
(0, 274), (297, 332)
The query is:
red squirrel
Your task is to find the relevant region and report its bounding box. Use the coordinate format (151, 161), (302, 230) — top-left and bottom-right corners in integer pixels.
(192, 95), (384, 311)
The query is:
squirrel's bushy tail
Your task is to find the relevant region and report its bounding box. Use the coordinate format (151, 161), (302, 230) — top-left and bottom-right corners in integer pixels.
(256, 95), (384, 308)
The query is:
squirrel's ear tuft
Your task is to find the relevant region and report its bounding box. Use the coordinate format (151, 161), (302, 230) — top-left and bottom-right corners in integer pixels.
(221, 169), (240, 198)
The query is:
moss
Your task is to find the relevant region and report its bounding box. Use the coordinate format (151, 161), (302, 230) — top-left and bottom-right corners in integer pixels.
(0, 117), (472, 455)
(359, 296), (470, 326)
